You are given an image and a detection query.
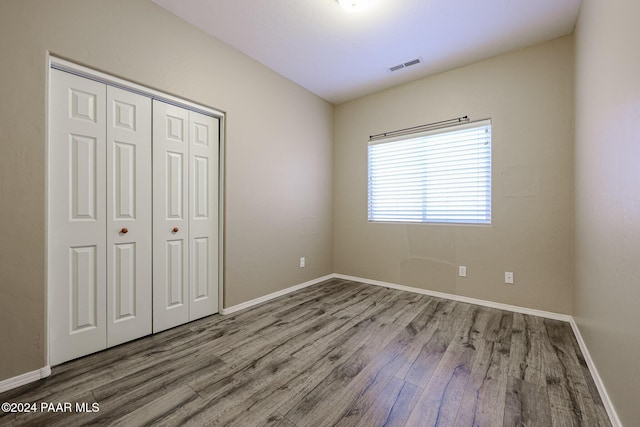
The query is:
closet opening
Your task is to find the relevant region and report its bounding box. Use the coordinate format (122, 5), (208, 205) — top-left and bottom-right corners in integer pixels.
(46, 56), (225, 365)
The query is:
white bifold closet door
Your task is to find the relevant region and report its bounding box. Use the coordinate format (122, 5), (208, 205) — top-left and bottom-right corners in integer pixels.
(152, 100), (219, 333)
(49, 69), (152, 365)
(106, 86), (152, 347)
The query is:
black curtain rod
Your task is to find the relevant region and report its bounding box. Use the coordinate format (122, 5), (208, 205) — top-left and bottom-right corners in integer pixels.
(369, 115), (469, 141)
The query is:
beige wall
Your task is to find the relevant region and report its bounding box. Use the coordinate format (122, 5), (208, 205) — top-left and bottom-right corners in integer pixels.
(334, 36), (574, 314)
(4, 4), (636, 424)
(0, 0), (333, 381)
(574, 0), (640, 424)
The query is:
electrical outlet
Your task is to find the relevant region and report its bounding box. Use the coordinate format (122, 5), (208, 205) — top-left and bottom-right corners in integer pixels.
(300, 257), (305, 268)
(458, 266), (467, 277)
(505, 272), (514, 284)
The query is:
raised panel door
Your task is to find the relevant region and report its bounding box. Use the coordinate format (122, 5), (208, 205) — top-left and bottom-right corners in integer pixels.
(189, 111), (219, 320)
(152, 100), (189, 332)
(106, 86), (152, 346)
(49, 69), (107, 365)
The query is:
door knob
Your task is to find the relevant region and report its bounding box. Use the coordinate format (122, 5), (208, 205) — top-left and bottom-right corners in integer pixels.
(172, 227), (179, 233)
(120, 227), (128, 234)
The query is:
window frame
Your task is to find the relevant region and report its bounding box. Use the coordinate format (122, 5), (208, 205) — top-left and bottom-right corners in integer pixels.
(367, 119), (492, 225)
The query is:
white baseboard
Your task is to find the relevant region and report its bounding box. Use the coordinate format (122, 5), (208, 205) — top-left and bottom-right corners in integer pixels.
(335, 273), (620, 427)
(569, 318), (622, 427)
(0, 366), (51, 394)
(220, 274), (335, 315)
(1, 273), (620, 427)
(333, 273), (572, 321)
(221, 272), (572, 321)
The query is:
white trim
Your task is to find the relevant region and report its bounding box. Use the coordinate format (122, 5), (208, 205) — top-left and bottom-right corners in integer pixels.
(220, 272), (573, 321)
(217, 117), (226, 315)
(44, 51), (52, 369)
(220, 274), (335, 315)
(49, 56), (225, 118)
(0, 366), (51, 394)
(45, 54), (226, 353)
(5, 270), (621, 427)
(334, 273), (619, 427)
(333, 274), (571, 321)
(569, 318), (622, 427)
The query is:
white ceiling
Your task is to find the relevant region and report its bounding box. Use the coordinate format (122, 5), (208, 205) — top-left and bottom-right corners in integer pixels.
(152, 0), (582, 104)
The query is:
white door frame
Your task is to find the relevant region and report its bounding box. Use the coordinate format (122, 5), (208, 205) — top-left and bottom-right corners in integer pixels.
(46, 54), (225, 366)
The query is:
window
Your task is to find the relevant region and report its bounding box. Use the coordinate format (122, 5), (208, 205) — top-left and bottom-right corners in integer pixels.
(368, 119), (491, 224)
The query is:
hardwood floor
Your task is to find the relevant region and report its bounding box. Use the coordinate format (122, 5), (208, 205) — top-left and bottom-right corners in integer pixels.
(0, 278), (611, 426)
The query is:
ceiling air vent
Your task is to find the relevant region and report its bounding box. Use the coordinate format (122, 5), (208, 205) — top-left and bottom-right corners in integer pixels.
(388, 57), (422, 73)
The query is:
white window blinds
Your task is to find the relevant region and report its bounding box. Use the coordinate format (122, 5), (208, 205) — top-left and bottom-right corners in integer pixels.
(368, 119), (491, 224)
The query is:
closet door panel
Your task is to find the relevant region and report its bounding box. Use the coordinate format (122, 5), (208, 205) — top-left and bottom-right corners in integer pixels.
(153, 100), (189, 333)
(50, 66), (222, 362)
(49, 69), (107, 365)
(189, 111), (219, 320)
(106, 86), (152, 347)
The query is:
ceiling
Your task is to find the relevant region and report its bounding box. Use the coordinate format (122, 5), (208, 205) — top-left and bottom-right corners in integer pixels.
(152, 0), (583, 104)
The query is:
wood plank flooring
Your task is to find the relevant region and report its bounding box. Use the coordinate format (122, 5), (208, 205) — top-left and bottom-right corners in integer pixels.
(0, 278), (611, 426)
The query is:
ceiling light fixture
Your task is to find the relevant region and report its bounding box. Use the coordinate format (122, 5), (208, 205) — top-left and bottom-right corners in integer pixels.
(337, 0), (372, 12)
